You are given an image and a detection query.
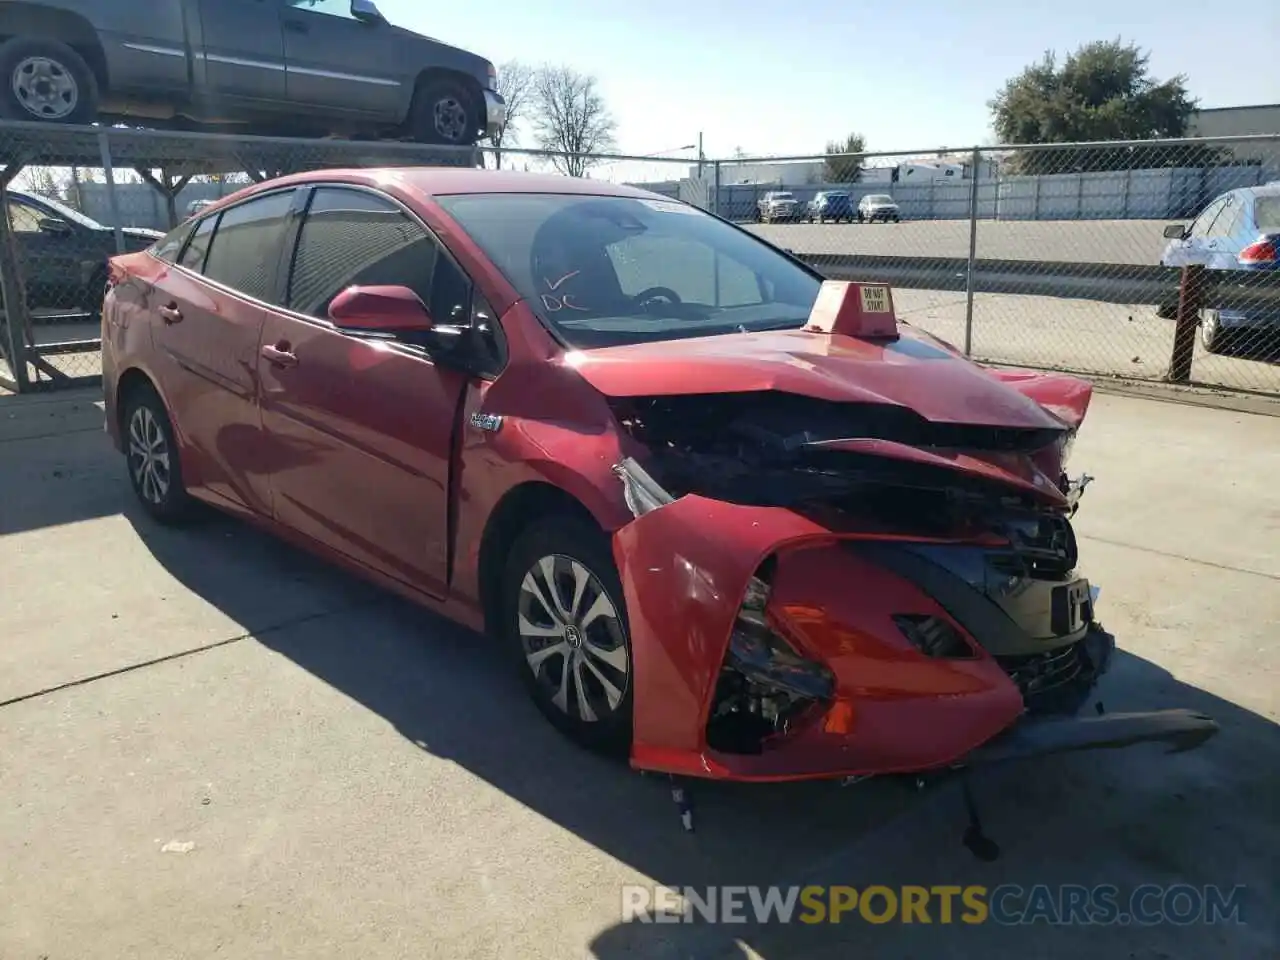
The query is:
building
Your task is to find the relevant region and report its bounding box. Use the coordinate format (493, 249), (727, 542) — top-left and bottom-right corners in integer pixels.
(1187, 104), (1280, 165)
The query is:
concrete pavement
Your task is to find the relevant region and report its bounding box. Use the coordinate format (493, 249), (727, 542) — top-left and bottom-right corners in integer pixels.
(0, 387), (1277, 959)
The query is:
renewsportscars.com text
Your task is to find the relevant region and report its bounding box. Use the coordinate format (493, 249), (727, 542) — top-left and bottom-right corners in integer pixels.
(621, 884), (1247, 926)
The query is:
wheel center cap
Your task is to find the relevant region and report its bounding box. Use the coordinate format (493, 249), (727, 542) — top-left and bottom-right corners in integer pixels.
(564, 624), (583, 649)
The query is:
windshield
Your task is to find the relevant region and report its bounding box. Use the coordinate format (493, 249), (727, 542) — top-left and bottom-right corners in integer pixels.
(1256, 196), (1280, 231)
(772, 192), (794, 200)
(866, 195), (893, 204)
(435, 192), (823, 349)
(21, 192), (105, 230)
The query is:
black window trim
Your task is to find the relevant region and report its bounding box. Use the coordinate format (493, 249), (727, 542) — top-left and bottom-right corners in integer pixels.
(275, 181), (508, 379)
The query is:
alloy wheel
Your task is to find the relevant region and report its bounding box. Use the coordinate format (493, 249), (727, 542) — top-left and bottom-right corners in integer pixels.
(517, 554), (630, 723)
(128, 405), (171, 505)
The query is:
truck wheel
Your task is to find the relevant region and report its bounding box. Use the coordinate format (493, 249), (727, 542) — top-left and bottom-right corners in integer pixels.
(409, 77), (477, 146)
(0, 37), (98, 124)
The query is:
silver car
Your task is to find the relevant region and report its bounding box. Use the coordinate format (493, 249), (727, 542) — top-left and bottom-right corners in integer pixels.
(757, 191), (799, 223)
(858, 194), (900, 223)
(1159, 182), (1280, 353)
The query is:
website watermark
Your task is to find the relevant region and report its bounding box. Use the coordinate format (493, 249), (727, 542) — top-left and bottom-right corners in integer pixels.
(621, 884), (1247, 926)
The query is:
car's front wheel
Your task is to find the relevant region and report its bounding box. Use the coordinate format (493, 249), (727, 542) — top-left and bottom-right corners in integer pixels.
(501, 517), (634, 755)
(409, 76), (478, 146)
(122, 382), (194, 524)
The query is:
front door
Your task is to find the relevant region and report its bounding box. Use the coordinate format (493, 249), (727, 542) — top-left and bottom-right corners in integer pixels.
(148, 188), (297, 513)
(257, 185), (469, 596)
(196, 0), (287, 102)
(7, 194), (88, 310)
(278, 0), (404, 118)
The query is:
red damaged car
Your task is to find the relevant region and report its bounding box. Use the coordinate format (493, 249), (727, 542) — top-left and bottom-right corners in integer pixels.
(102, 168), (1216, 833)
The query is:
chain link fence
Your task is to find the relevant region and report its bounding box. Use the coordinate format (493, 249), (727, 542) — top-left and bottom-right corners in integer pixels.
(2, 125), (1278, 399)
(0, 121), (479, 392)
(715, 136), (1280, 396)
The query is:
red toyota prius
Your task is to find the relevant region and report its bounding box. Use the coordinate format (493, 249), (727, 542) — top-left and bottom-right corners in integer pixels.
(101, 167), (1215, 805)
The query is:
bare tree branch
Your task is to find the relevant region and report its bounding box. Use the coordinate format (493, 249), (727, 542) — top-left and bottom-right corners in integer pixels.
(489, 60), (536, 169)
(531, 66), (617, 178)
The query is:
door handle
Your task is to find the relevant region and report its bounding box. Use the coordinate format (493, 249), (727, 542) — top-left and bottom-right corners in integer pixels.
(283, 19), (309, 33)
(158, 303), (182, 324)
(261, 343), (298, 367)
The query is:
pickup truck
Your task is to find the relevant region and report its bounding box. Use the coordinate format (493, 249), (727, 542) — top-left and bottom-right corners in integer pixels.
(0, 0), (505, 146)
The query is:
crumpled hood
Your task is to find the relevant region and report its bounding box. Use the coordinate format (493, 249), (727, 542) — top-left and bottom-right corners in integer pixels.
(568, 325), (1067, 430)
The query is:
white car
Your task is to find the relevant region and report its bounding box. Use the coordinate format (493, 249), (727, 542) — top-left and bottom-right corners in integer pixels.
(1159, 183), (1280, 353)
(757, 191), (799, 223)
(857, 194), (900, 223)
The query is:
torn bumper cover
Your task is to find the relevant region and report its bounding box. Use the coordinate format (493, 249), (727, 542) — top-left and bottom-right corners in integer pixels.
(611, 457), (1219, 782)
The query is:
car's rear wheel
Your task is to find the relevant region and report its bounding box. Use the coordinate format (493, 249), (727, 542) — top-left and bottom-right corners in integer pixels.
(122, 383), (194, 524)
(0, 37), (98, 124)
(501, 517), (634, 755)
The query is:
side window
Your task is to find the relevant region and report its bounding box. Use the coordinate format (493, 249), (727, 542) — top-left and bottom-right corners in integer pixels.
(201, 190), (295, 302)
(151, 223), (192, 263)
(179, 216), (216, 271)
(288, 187), (438, 319)
(8, 198), (44, 233)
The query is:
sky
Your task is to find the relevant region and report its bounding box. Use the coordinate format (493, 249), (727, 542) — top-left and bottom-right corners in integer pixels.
(380, 0), (1280, 178)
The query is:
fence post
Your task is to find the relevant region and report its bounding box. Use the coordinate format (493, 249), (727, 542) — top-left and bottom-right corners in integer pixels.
(962, 146), (980, 356)
(712, 160), (720, 216)
(0, 176), (30, 392)
(97, 131), (126, 255)
(1168, 264), (1204, 384)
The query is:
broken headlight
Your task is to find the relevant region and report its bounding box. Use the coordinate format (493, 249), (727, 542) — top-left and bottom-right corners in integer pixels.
(707, 575), (836, 754)
(728, 577), (836, 700)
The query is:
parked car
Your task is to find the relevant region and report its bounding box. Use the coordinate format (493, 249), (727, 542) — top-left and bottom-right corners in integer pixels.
(807, 191), (854, 224)
(6, 188), (160, 316)
(0, 0), (504, 146)
(101, 168), (1218, 808)
(1158, 182), (1280, 353)
(858, 193), (900, 223)
(756, 191), (799, 223)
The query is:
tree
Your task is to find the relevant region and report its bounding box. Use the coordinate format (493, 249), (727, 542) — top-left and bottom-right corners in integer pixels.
(989, 39), (1206, 174)
(531, 66), (617, 177)
(488, 60), (536, 169)
(823, 132), (866, 183)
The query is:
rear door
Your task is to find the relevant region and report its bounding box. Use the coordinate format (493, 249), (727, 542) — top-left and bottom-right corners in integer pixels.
(256, 184), (472, 596)
(196, 0), (287, 101)
(278, 0), (404, 118)
(149, 188), (297, 513)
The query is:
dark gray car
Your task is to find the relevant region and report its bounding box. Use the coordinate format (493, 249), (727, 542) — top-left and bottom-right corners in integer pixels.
(6, 189), (160, 316)
(0, 0), (504, 146)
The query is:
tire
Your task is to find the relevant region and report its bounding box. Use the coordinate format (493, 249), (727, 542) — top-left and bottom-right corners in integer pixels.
(121, 382), (195, 524)
(500, 516), (634, 756)
(408, 76), (478, 146)
(1200, 309), (1225, 355)
(0, 37), (99, 124)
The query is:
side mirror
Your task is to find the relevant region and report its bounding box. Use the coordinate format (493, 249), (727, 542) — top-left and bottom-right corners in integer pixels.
(38, 217), (72, 235)
(1163, 223), (1188, 240)
(350, 0), (384, 22)
(329, 285), (434, 337)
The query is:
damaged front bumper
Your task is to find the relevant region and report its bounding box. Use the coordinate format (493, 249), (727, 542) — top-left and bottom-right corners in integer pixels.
(611, 457), (1219, 783)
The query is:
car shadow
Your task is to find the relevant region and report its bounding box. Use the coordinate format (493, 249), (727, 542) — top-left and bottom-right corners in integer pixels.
(126, 507), (1280, 960)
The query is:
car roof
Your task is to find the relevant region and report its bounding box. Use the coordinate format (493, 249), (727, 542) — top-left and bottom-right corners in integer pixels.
(193, 166), (673, 221)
